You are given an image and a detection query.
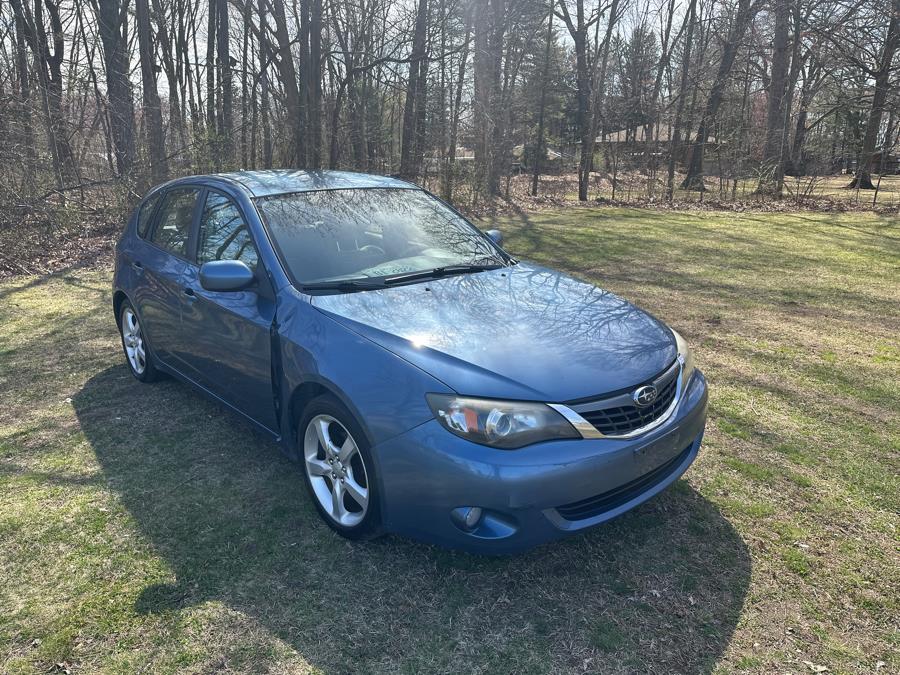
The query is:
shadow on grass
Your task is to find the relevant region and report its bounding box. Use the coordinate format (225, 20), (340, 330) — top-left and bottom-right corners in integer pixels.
(74, 366), (750, 673)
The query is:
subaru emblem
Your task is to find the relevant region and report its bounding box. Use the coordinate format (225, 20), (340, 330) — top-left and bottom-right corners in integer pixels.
(633, 385), (658, 407)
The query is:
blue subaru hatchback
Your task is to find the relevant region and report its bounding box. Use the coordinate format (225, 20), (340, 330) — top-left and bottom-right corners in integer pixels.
(113, 170), (708, 553)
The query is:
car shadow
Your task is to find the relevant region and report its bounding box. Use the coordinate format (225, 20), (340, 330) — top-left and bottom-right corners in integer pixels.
(74, 365), (750, 673)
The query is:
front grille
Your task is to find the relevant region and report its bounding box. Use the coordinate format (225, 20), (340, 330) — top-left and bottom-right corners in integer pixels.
(555, 444), (692, 521)
(576, 361), (679, 436)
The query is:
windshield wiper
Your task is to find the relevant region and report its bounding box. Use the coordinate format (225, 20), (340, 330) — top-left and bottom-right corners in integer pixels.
(301, 279), (386, 292)
(382, 263), (505, 285)
(302, 262), (506, 292)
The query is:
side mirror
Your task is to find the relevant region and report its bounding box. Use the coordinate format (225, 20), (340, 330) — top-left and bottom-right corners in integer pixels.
(485, 229), (503, 247)
(199, 260), (255, 292)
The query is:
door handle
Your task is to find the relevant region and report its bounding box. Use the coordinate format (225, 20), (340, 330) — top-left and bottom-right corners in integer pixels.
(131, 261), (143, 273)
(183, 287), (196, 300)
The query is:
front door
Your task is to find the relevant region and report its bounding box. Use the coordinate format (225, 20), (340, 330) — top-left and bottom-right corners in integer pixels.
(177, 189), (278, 432)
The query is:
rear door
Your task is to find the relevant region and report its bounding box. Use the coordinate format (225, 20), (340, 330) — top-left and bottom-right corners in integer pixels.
(177, 189), (278, 431)
(130, 186), (201, 365)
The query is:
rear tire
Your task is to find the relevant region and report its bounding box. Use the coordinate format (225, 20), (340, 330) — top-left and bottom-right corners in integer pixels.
(119, 301), (160, 382)
(298, 395), (382, 540)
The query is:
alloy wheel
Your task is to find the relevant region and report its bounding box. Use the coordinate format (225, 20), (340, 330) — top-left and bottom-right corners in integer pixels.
(303, 414), (370, 527)
(122, 308), (146, 375)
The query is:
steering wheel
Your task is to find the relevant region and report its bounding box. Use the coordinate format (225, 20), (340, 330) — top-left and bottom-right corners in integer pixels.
(360, 244), (385, 255)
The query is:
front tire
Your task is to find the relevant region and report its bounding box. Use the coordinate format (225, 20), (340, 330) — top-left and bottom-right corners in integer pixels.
(119, 301), (160, 382)
(299, 395), (381, 540)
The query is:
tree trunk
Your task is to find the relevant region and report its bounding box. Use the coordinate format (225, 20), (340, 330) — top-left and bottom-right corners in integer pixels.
(150, 0), (185, 156)
(271, 0), (305, 165)
(757, 0), (790, 196)
(96, 0), (136, 177)
(574, 33), (591, 201)
(473, 0), (504, 199)
(307, 0), (323, 168)
(589, 0), (620, 189)
(258, 0), (273, 168)
(11, 0), (76, 186)
(13, 9), (35, 187)
(412, 39), (429, 182)
(787, 62), (821, 177)
(682, 0), (758, 190)
(531, 1), (554, 196)
(241, 0), (250, 168)
(206, 0), (216, 156)
(849, 0), (899, 190)
(136, 0), (168, 184)
(558, 0), (596, 202)
(400, 0), (428, 181)
(299, 0), (311, 166)
(445, 19), (471, 202)
(216, 0), (233, 167)
(438, 0), (448, 193)
(666, 0), (696, 200)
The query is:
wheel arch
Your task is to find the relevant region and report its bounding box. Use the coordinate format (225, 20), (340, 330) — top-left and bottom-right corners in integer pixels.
(286, 377), (376, 453)
(112, 289), (129, 328)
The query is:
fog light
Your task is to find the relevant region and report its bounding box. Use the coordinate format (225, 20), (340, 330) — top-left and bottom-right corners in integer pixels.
(451, 506), (483, 531)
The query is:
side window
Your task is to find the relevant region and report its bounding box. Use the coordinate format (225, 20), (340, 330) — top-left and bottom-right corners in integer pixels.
(150, 188), (198, 257)
(197, 192), (259, 269)
(136, 193), (161, 238)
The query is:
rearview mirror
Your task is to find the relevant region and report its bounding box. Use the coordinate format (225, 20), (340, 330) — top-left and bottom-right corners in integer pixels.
(485, 229), (503, 247)
(199, 260), (255, 292)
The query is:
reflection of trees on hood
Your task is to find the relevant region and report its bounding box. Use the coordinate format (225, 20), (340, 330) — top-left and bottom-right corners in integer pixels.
(316, 262), (673, 373)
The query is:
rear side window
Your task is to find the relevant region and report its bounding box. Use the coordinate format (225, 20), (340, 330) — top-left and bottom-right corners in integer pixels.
(150, 188), (199, 257)
(197, 192), (258, 269)
(136, 193), (161, 238)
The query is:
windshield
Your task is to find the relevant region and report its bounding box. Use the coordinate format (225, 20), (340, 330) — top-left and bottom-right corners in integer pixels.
(255, 188), (507, 286)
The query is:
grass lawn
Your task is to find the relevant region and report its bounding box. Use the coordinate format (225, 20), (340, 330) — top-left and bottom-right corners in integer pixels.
(1, 208), (897, 673)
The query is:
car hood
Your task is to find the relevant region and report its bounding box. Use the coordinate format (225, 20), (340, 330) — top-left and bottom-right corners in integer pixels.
(309, 262), (677, 401)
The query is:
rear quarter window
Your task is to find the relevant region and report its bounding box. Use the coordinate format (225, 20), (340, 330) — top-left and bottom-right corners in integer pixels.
(136, 193), (161, 238)
(150, 188), (199, 257)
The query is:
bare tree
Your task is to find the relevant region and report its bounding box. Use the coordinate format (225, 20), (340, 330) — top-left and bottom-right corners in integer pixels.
(0, 0), (893, 212)
(757, 0), (791, 195)
(473, 0), (506, 198)
(558, 0), (605, 201)
(847, 0), (900, 189)
(531, 0), (555, 196)
(136, 0), (168, 183)
(10, 0), (77, 187)
(666, 0), (697, 200)
(94, 0), (136, 177)
(400, 0), (429, 180)
(682, 0), (761, 190)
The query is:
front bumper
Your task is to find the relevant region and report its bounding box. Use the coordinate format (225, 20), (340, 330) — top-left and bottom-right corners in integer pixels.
(373, 370), (708, 553)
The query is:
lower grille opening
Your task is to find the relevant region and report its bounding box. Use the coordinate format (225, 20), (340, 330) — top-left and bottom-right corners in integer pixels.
(555, 444), (693, 521)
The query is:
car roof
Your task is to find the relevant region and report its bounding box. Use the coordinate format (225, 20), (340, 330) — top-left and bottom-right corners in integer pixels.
(196, 169), (416, 198)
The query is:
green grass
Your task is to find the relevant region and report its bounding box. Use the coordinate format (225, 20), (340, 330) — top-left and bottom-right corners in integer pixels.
(1, 207), (898, 673)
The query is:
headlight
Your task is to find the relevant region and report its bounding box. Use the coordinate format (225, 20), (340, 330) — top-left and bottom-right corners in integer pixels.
(425, 394), (580, 449)
(671, 328), (696, 386)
